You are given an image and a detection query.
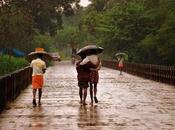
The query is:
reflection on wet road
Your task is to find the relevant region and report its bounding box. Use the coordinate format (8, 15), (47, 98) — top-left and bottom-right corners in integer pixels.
(0, 61), (175, 130)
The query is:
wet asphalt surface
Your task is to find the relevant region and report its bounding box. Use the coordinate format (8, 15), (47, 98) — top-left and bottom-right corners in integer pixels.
(0, 61), (175, 130)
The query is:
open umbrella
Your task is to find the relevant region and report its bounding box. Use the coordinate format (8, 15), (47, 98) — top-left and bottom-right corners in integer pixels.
(26, 48), (53, 62)
(76, 45), (104, 57)
(114, 52), (128, 61)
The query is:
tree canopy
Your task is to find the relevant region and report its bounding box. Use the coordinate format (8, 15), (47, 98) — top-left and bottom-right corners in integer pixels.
(0, 0), (79, 55)
(78, 0), (175, 65)
(0, 0), (175, 65)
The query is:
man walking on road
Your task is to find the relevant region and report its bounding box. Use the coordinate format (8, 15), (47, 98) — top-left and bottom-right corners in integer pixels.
(30, 48), (47, 106)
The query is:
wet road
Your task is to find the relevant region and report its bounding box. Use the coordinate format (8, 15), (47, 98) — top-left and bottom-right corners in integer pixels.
(0, 61), (175, 130)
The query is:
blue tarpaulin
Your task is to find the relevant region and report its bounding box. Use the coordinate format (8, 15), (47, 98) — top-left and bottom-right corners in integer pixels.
(0, 49), (4, 54)
(12, 48), (25, 57)
(0, 48), (25, 57)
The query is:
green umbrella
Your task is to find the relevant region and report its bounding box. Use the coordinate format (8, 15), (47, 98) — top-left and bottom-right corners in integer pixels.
(114, 52), (128, 61)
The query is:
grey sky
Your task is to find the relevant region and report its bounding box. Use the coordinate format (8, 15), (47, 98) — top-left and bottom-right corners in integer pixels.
(79, 0), (91, 7)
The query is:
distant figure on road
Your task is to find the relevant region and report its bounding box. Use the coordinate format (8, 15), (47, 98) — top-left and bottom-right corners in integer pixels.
(76, 55), (96, 105)
(30, 49), (47, 107)
(117, 56), (124, 75)
(71, 48), (77, 64)
(80, 54), (101, 104)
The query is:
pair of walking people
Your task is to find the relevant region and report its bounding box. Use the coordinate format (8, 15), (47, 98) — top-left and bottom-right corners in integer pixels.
(76, 54), (101, 105)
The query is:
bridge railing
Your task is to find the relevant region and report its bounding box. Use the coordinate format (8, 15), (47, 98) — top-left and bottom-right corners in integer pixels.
(0, 67), (32, 111)
(102, 60), (175, 86)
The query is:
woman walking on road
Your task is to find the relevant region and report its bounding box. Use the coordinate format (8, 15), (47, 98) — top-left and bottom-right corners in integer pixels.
(89, 57), (101, 104)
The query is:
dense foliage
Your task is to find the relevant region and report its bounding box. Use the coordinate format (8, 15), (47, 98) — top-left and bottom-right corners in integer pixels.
(0, 0), (80, 75)
(0, 0), (175, 66)
(79, 0), (175, 65)
(0, 55), (28, 76)
(0, 0), (79, 54)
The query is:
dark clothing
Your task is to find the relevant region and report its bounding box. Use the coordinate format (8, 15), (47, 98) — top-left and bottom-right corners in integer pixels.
(78, 81), (89, 88)
(90, 70), (99, 83)
(76, 60), (97, 86)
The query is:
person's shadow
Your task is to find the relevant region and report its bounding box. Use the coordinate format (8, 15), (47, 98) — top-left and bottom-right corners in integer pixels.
(77, 105), (100, 128)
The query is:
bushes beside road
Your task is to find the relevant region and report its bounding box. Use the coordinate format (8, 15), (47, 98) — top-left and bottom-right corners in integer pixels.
(0, 55), (28, 76)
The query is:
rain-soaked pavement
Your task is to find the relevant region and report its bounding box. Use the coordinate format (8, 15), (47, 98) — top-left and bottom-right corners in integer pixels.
(0, 61), (175, 130)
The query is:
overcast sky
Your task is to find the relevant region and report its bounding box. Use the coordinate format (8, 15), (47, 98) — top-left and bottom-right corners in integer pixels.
(79, 0), (91, 7)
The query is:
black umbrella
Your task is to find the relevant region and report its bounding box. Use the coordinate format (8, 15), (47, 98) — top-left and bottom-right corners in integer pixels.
(76, 45), (104, 57)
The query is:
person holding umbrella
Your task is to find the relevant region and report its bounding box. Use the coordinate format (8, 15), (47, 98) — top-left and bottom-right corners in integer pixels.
(26, 48), (52, 106)
(115, 52), (128, 75)
(76, 54), (97, 105)
(77, 45), (103, 105)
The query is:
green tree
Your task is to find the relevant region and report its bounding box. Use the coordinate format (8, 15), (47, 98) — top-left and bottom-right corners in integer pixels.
(89, 0), (108, 11)
(137, 0), (175, 65)
(0, 4), (34, 55)
(0, 0), (81, 54)
(9, 0), (80, 36)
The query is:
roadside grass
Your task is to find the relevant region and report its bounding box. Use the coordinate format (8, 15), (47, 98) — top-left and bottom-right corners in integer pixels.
(0, 55), (28, 76)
